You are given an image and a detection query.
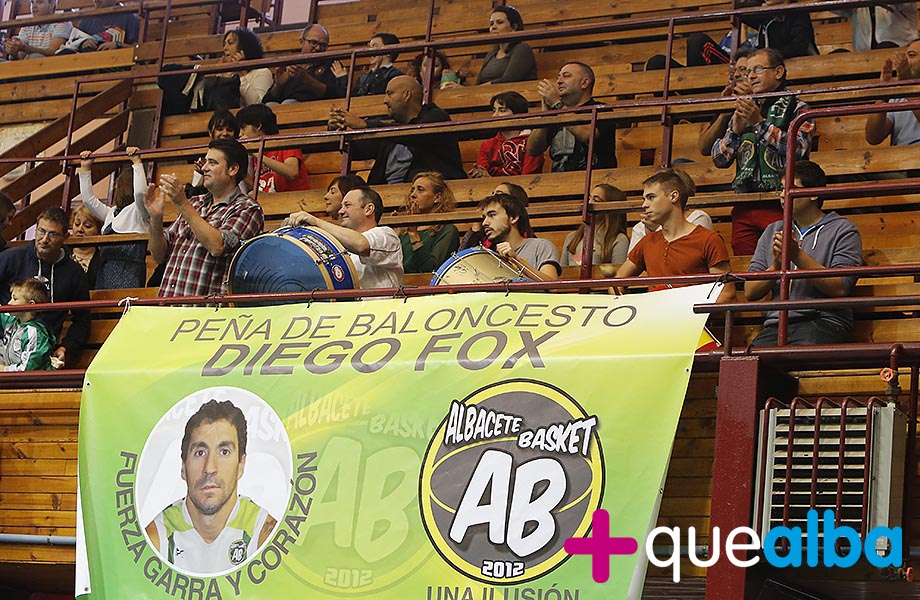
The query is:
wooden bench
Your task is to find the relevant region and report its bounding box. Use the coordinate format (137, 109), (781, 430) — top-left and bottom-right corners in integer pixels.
(147, 38), (906, 195)
(0, 48), (135, 125)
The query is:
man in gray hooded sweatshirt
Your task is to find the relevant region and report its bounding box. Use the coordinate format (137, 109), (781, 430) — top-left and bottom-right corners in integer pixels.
(745, 160), (863, 346)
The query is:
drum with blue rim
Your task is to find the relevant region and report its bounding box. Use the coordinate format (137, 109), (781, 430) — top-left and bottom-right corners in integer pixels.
(229, 226), (359, 300)
(430, 246), (530, 286)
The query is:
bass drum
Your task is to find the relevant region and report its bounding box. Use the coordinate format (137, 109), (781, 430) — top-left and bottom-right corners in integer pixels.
(430, 246), (530, 286)
(229, 226), (359, 301)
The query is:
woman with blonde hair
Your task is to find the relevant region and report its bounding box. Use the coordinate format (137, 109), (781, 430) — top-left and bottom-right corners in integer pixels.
(399, 171), (460, 273)
(68, 205), (104, 289)
(562, 183), (629, 267)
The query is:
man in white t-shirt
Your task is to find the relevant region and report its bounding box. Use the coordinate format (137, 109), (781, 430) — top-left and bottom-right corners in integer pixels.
(288, 187), (404, 289)
(145, 400), (276, 575)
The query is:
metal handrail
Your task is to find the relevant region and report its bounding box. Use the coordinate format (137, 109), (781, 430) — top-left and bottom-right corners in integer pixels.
(776, 99), (920, 344)
(4, 1), (920, 323)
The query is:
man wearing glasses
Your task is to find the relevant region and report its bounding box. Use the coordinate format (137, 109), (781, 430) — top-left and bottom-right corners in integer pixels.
(696, 47), (754, 156)
(262, 24), (340, 104)
(0, 207), (90, 368)
(711, 47), (815, 255)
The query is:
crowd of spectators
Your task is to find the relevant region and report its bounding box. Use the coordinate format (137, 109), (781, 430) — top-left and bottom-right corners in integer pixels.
(0, 3), (917, 371)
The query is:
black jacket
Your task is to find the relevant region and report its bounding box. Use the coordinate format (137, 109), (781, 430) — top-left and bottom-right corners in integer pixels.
(262, 62), (340, 103)
(0, 242), (91, 361)
(336, 64), (403, 98)
(353, 103), (467, 184)
(742, 4), (819, 59)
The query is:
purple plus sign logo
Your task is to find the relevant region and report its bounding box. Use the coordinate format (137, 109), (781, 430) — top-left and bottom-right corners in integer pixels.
(564, 509), (639, 583)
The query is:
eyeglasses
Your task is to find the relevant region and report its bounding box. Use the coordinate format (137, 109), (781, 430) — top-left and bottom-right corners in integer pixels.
(300, 38), (328, 50)
(749, 65), (779, 75)
(36, 228), (62, 240)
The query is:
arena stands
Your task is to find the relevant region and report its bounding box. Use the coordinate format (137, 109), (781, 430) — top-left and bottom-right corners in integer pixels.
(0, 1), (919, 598)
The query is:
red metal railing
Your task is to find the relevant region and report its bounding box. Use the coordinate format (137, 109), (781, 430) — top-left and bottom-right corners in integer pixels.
(3, 0), (918, 232)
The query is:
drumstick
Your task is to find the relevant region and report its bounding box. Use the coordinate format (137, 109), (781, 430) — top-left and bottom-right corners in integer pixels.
(502, 254), (548, 282)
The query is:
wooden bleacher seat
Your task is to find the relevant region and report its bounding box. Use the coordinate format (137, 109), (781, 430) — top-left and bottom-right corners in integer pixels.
(4, 5), (920, 591)
(0, 49), (135, 125)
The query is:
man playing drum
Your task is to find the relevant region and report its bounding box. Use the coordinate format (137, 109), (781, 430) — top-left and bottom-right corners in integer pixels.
(287, 187), (404, 289)
(478, 193), (561, 281)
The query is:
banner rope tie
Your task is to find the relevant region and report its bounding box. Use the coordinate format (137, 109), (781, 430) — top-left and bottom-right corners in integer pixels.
(710, 272), (743, 300)
(117, 296), (139, 317)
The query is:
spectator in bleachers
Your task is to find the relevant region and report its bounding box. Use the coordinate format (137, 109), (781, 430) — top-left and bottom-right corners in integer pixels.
(236, 103), (311, 193)
(199, 28), (272, 111)
(333, 33), (403, 97)
(628, 169), (714, 252)
(460, 181), (534, 250)
(646, 28), (757, 71)
(628, 207), (715, 253)
(745, 160), (863, 346)
(263, 24), (339, 104)
(323, 174), (367, 219)
(2, 0), (71, 59)
(208, 109), (240, 141)
(615, 169), (733, 302)
(73, 0), (139, 51)
(831, 5), (917, 52)
(0, 207), (90, 368)
(648, 0), (816, 71)
(186, 111), (242, 198)
(328, 76), (466, 184)
(711, 48), (814, 255)
(739, 0), (818, 58)
(527, 62), (617, 172)
(145, 139), (264, 298)
(286, 187), (403, 289)
(865, 39), (920, 147)
(479, 192), (561, 280)
(493, 182), (530, 207)
(0, 192), (16, 253)
(67, 205), (103, 288)
(562, 184), (629, 267)
(77, 147), (150, 289)
(407, 50), (458, 89)
(0, 278), (54, 371)
(469, 91), (544, 178)
(697, 48), (755, 155)
(398, 171), (460, 273)
(476, 5), (537, 85)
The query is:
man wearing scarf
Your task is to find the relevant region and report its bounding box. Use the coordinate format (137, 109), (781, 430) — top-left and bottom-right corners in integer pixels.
(711, 48), (815, 255)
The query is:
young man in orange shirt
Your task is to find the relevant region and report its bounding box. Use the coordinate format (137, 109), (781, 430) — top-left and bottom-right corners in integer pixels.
(615, 169), (734, 303)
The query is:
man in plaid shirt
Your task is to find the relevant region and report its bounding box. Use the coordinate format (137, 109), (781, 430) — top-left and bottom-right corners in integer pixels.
(711, 48), (815, 255)
(146, 139), (264, 298)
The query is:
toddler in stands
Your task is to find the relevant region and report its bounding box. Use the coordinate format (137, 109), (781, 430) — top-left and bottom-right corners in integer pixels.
(0, 278), (56, 371)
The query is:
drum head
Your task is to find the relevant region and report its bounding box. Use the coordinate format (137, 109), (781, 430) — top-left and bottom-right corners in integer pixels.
(430, 246), (530, 286)
(229, 226), (358, 302)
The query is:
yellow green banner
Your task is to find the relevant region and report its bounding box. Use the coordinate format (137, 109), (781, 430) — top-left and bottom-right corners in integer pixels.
(77, 286), (716, 599)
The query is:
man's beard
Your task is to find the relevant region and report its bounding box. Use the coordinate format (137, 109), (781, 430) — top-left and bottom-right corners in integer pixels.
(189, 477), (233, 516)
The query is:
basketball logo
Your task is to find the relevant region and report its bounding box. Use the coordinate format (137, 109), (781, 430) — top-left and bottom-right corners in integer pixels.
(228, 539), (247, 565)
(420, 379), (604, 584)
